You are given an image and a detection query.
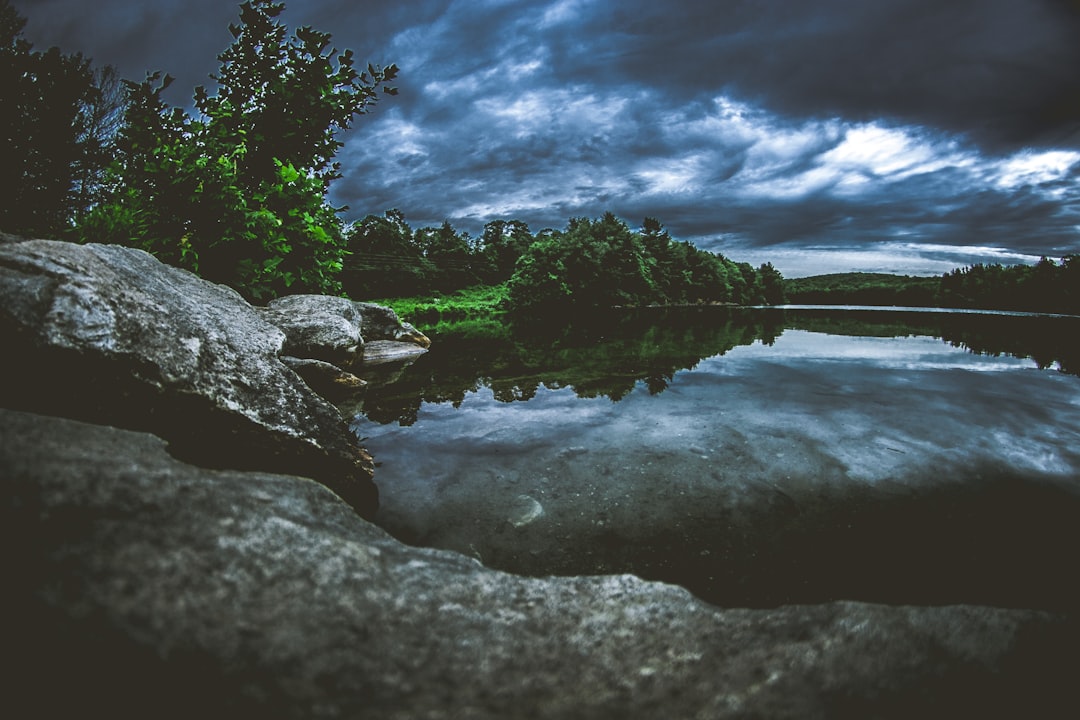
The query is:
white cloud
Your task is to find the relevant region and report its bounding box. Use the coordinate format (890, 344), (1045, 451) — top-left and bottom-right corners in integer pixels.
(378, 114), (430, 159)
(538, 0), (591, 28)
(474, 87), (631, 138)
(994, 150), (1080, 189)
(719, 240), (1055, 279)
(634, 156), (705, 195)
(821, 125), (933, 176)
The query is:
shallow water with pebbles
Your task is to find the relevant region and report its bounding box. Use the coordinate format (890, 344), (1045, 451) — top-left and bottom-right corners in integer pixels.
(354, 310), (1080, 610)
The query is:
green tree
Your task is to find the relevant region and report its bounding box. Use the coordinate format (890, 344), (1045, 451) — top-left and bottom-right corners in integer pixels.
(937, 259), (1077, 313)
(78, 0), (397, 300)
(758, 262), (786, 305)
(416, 220), (479, 292)
(505, 233), (574, 314)
(640, 217), (682, 302)
(0, 0), (119, 236)
(479, 219), (533, 283)
(343, 209), (435, 298)
(682, 249), (730, 304)
(507, 213), (787, 313)
(734, 262), (764, 305)
(507, 214), (654, 313)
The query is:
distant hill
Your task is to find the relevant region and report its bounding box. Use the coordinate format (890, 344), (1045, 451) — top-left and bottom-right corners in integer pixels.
(784, 273), (940, 306)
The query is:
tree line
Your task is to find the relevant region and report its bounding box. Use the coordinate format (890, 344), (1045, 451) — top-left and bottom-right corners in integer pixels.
(786, 259), (1079, 315)
(939, 258), (1079, 314)
(344, 210), (786, 311)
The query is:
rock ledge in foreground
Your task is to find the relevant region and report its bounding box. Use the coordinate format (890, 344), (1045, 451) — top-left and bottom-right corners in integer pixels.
(5, 407), (1073, 720)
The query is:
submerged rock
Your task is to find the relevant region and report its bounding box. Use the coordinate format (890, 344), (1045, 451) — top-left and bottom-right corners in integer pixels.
(5, 407), (1073, 719)
(0, 238), (377, 516)
(509, 493), (545, 527)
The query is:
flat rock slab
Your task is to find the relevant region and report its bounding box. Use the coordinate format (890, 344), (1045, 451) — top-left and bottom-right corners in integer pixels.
(362, 339), (429, 365)
(5, 408), (1074, 719)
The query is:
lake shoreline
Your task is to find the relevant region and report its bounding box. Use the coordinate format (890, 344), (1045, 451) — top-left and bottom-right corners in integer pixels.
(361, 309), (1080, 611)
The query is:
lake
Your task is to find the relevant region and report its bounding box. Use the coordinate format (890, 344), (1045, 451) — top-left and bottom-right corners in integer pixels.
(349, 307), (1080, 611)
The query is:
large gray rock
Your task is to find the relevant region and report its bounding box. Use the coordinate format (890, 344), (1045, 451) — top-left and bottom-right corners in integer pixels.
(5, 408), (1072, 720)
(262, 294), (365, 365)
(0, 238), (377, 516)
(261, 294), (430, 368)
(353, 301), (431, 348)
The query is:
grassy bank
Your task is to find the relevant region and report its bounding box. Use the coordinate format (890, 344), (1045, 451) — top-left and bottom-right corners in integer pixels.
(369, 283), (510, 325)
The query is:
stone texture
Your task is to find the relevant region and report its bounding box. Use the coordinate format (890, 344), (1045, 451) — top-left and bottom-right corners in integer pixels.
(260, 295), (430, 370)
(0, 238), (377, 516)
(279, 356), (367, 402)
(353, 301), (431, 348)
(361, 339), (430, 365)
(261, 294), (365, 365)
(5, 407), (1073, 720)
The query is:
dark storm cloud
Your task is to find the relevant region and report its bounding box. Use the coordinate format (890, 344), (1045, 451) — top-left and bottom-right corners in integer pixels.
(11, 0), (1080, 276)
(548, 0), (1080, 151)
(13, 0), (236, 100)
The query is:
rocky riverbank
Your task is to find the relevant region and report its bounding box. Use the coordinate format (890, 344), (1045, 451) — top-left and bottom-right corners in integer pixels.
(2, 235), (1075, 718)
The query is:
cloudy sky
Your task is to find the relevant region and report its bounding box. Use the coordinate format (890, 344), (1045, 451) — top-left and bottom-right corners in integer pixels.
(13, 0), (1080, 276)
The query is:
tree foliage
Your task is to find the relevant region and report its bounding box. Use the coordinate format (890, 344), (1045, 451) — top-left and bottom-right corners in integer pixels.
(506, 215), (783, 313)
(341, 210), (785, 312)
(344, 212), (541, 298)
(786, 259), (1078, 314)
(785, 272), (941, 306)
(76, 0), (397, 300)
(342, 209), (435, 297)
(939, 257), (1079, 314)
(0, 0), (121, 236)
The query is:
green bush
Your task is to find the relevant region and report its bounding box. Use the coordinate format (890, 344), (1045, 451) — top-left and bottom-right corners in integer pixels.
(76, 1), (396, 301)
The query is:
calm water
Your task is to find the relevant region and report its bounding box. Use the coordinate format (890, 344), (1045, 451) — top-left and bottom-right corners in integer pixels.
(350, 307), (1080, 610)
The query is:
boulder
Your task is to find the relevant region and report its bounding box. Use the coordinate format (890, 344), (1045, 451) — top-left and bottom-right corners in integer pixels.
(261, 294), (364, 365)
(260, 295), (430, 370)
(353, 301), (431, 348)
(5, 407), (1073, 720)
(0, 238), (377, 517)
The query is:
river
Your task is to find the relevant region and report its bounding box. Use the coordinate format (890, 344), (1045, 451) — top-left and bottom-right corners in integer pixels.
(349, 307), (1080, 611)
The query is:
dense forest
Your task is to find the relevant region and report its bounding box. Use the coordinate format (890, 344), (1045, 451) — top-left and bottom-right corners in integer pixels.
(4, 0), (1074, 317)
(784, 273), (939, 307)
(345, 211), (786, 312)
(786, 260), (1079, 315)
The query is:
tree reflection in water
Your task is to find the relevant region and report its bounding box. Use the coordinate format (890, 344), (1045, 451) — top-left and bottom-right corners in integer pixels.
(351, 307), (1079, 427)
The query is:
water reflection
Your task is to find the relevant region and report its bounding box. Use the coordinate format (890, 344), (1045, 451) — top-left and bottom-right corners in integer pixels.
(355, 307), (1080, 611)
(353, 307), (1079, 426)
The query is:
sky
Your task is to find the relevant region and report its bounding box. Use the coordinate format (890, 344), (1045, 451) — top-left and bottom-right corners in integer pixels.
(12, 0), (1080, 277)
